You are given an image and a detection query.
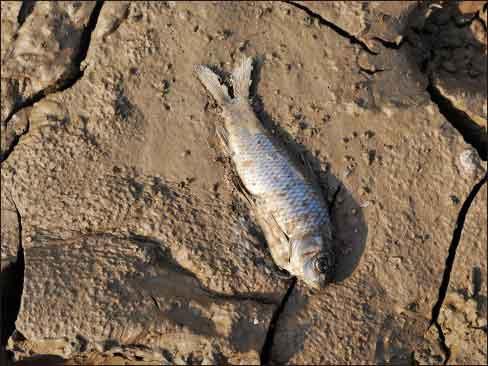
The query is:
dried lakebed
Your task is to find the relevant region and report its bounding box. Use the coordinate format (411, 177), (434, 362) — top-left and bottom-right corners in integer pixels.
(1, 1), (486, 365)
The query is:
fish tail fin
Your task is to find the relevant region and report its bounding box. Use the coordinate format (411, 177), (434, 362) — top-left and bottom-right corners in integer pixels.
(231, 56), (253, 101)
(194, 64), (231, 105)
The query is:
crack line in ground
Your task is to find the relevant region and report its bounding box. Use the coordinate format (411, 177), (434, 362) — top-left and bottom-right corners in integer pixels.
(1, 0), (105, 164)
(433, 321), (451, 365)
(426, 79), (487, 161)
(260, 277), (296, 365)
(283, 1), (375, 54)
(429, 172), (487, 364)
(371, 36), (404, 50)
(17, 0), (36, 27)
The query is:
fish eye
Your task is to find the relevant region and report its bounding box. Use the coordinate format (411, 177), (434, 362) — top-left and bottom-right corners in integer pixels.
(313, 255), (329, 274)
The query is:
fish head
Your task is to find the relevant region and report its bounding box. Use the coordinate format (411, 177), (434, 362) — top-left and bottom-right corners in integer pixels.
(290, 235), (335, 289)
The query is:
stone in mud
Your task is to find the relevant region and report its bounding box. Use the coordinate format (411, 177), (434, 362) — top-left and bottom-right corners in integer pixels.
(458, 148), (484, 175)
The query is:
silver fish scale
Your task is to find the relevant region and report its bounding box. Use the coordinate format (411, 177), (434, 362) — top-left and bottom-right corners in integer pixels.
(231, 131), (330, 238)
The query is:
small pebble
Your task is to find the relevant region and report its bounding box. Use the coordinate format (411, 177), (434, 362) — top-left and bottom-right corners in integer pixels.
(459, 149), (480, 174)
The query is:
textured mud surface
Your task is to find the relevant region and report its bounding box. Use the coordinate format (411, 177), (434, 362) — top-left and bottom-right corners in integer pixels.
(1, 1), (486, 365)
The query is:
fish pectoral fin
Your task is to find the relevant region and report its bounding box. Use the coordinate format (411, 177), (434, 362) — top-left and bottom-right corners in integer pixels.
(231, 175), (291, 269)
(194, 64), (231, 105)
(257, 207), (291, 267)
(268, 211), (290, 242)
(230, 173), (292, 268)
(231, 172), (254, 206)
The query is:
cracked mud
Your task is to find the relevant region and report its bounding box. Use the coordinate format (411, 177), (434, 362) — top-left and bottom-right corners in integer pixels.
(1, 1), (486, 365)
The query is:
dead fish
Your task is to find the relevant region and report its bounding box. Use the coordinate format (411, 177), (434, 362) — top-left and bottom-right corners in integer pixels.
(195, 57), (335, 288)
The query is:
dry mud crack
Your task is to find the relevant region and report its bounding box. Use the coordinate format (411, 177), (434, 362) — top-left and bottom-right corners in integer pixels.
(1, 1), (487, 365)
(284, 1), (375, 53)
(428, 172), (488, 364)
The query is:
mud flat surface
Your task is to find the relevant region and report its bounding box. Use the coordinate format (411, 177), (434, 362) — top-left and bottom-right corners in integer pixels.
(1, 1), (486, 365)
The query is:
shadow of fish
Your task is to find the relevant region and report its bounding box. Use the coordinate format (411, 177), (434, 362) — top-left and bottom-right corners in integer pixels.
(195, 57), (335, 289)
